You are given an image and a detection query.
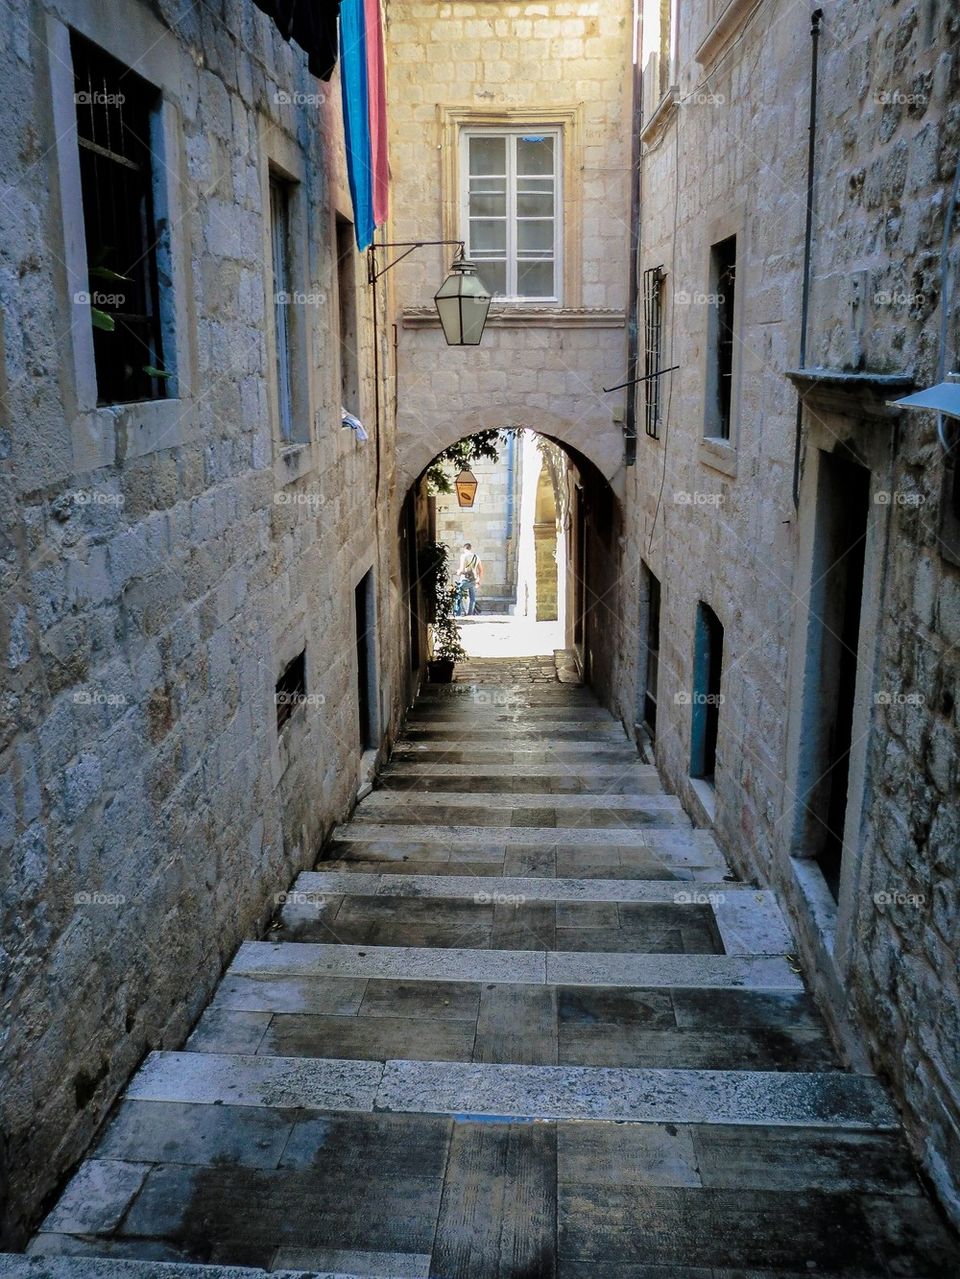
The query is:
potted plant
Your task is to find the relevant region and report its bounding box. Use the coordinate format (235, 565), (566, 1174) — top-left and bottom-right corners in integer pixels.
(421, 541), (467, 683)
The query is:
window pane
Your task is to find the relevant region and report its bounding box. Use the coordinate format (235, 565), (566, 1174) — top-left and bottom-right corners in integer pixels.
(517, 190), (554, 217)
(72, 34), (166, 405)
(475, 259), (506, 296)
(469, 218), (506, 253)
(517, 135), (554, 175)
(469, 177), (506, 193)
(518, 219), (554, 254)
(469, 135), (506, 175)
(469, 191), (507, 218)
(517, 259), (554, 298)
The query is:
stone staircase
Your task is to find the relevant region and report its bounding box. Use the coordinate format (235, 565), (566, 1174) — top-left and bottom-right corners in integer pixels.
(9, 661), (959, 1278)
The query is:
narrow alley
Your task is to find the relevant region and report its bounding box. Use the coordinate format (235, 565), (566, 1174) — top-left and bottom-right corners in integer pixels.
(13, 660), (959, 1276)
(2, 0), (960, 1271)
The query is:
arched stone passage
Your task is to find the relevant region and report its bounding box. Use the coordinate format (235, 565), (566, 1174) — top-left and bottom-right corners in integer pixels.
(395, 404), (626, 500)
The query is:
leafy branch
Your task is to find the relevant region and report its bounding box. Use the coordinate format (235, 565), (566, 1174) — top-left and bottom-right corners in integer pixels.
(426, 429), (515, 494)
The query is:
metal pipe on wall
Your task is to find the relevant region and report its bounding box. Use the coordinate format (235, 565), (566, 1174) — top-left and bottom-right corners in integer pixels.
(792, 8), (824, 509)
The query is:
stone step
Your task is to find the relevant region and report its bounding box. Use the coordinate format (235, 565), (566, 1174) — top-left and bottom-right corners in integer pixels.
(406, 711), (616, 721)
(376, 773), (667, 795)
(286, 874), (792, 956)
(199, 972), (836, 1071)
(382, 760), (654, 777)
(3, 1262), (359, 1279)
(273, 892), (726, 953)
(330, 823), (717, 854)
(390, 746), (643, 765)
(347, 808), (690, 830)
(400, 725), (627, 741)
(292, 870), (752, 902)
(318, 850), (735, 881)
(405, 717), (620, 731)
(394, 737), (635, 753)
(357, 790), (683, 809)
(121, 1051), (897, 1129)
(230, 941), (804, 990)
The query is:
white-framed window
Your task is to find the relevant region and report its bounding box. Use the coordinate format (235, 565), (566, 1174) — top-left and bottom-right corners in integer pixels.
(460, 127), (562, 303)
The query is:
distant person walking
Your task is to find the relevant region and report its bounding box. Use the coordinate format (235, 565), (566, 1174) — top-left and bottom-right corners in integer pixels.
(456, 542), (483, 616)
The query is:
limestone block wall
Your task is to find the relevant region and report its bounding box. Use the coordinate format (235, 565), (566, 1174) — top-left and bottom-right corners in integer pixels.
(386, 0), (634, 502)
(804, 0), (960, 1220)
(625, 0), (960, 1223)
(0, 0), (403, 1243)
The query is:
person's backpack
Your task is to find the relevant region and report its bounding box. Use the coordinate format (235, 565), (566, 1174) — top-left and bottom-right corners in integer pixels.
(463, 553), (479, 583)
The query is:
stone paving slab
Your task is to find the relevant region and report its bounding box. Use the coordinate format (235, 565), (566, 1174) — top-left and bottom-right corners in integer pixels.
(3, 1262), (376, 1279)
(544, 952), (804, 990)
(232, 943), (803, 990)
(296, 871), (751, 903)
(358, 790), (683, 809)
(375, 1061), (899, 1127)
(230, 941), (547, 983)
(713, 891), (795, 956)
(330, 823), (718, 852)
(382, 761), (652, 777)
(125, 1052), (383, 1110)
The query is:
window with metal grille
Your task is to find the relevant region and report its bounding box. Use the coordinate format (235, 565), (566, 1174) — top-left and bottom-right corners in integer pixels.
(72, 34), (167, 405)
(275, 650), (306, 733)
(643, 265), (665, 439)
(461, 128), (561, 301)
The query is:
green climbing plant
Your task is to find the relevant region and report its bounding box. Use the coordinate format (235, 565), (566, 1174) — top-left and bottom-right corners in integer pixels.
(426, 428), (516, 494)
(419, 540), (467, 663)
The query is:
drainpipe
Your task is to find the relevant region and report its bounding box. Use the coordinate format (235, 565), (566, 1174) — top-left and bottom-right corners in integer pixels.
(792, 8), (824, 509)
(624, 6), (643, 467)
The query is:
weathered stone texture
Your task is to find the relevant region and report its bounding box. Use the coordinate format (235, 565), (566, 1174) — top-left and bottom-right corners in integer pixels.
(387, 0), (634, 494)
(0, 0), (406, 1245)
(622, 0), (960, 1226)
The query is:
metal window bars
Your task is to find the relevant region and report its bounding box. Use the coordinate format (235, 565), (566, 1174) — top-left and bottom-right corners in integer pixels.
(643, 265), (665, 438)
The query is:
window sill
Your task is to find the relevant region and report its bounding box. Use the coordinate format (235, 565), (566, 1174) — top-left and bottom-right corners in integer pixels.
(688, 776), (717, 826)
(275, 440), (315, 487)
(699, 436), (738, 477)
(72, 397), (197, 470)
(401, 305), (625, 330)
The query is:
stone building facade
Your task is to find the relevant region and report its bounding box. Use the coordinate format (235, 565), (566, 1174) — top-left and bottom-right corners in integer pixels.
(612, 0), (960, 1224)
(0, 0), (407, 1244)
(387, 0), (635, 508)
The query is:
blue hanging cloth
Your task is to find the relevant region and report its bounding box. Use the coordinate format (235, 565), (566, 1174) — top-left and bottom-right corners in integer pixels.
(339, 0), (375, 250)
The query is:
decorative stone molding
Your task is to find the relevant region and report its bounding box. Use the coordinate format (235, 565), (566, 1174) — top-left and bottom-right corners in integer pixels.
(640, 87), (679, 149)
(401, 306), (626, 330)
(695, 0), (764, 70)
(786, 368), (916, 421)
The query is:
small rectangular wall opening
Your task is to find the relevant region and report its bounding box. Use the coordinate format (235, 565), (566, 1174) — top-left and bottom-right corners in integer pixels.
(705, 234), (737, 441)
(690, 602), (723, 782)
(275, 650), (306, 734)
(639, 562), (661, 736)
(799, 451), (871, 900)
(355, 569), (378, 750)
(336, 215), (360, 413)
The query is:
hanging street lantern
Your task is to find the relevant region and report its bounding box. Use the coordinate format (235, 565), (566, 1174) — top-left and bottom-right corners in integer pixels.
(454, 468), (479, 507)
(434, 258), (492, 346)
